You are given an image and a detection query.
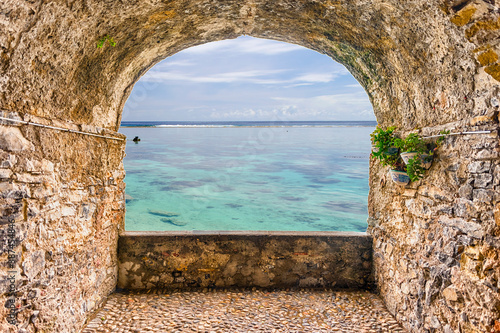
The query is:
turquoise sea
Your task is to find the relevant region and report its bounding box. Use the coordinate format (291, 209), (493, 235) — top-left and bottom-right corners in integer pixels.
(119, 121), (376, 232)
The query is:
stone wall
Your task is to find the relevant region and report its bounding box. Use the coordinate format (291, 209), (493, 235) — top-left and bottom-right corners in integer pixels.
(0, 112), (126, 332)
(117, 231), (373, 290)
(367, 1), (500, 332)
(369, 115), (500, 333)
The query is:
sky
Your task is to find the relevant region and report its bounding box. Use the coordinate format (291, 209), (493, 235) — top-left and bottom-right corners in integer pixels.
(121, 36), (375, 122)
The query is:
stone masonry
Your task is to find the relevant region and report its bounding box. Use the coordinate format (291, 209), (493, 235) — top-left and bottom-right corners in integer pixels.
(0, 0), (499, 332)
(0, 113), (126, 332)
(369, 116), (500, 333)
(117, 231), (373, 290)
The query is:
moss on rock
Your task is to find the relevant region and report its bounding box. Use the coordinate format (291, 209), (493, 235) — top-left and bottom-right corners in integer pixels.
(485, 63), (500, 81)
(450, 6), (477, 27)
(477, 49), (499, 66)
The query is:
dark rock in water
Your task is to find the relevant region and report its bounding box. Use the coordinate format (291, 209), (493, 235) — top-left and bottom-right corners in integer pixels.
(293, 215), (321, 223)
(347, 175), (365, 179)
(127, 170), (146, 175)
(214, 185), (234, 192)
(199, 177), (217, 183)
(125, 194), (135, 203)
(148, 209), (180, 217)
(311, 178), (341, 184)
(160, 217), (187, 226)
(247, 180), (268, 185)
(322, 201), (367, 214)
(225, 203), (243, 209)
(149, 178), (175, 187)
(160, 180), (204, 191)
(311, 223), (338, 230)
(280, 196), (307, 202)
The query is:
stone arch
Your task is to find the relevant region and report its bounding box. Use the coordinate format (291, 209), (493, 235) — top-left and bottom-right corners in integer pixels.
(1, 1), (499, 332)
(2, 0), (488, 130)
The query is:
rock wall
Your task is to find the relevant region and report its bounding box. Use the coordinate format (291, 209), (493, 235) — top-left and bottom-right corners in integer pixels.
(368, 2), (500, 332)
(369, 115), (500, 333)
(0, 112), (126, 332)
(117, 231), (373, 290)
(0, 0), (499, 332)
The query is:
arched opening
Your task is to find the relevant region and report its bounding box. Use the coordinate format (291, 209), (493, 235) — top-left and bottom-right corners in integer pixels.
(120, 36), (376, 232)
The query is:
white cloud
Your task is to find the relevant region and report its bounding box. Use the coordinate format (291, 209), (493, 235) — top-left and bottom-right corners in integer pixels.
(273, 93), (372, 107)
(142, 69), (346, 85)
(345, 84), (365, 89)
(182, 36), (304, 55)
(155, 60), (194, 68)
(142, 69), (288, 84)
(207, 92), (375, 120)
(283, 83), (314, 88)
(294, 73), (339, 83)
(268, 93), (374, 120)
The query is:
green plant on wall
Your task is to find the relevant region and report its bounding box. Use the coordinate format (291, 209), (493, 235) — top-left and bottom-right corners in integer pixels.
(405, 155), (425, 182)
(394, 133), (429, 181)
(370, 127), (449, 183)
(370, 126), (400, 168)
(97, 35), (117, 48)
(394, 133), (427, 153)
(435, 130), (450, 147)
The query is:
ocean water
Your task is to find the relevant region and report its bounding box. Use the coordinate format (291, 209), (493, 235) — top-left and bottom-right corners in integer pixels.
(119, 121), (376, 232)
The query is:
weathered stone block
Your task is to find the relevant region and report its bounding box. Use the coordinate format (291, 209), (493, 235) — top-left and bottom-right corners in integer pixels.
(454, 198), (478, 219)
(0, 0), (499, 332)
(61, 205), (76, 217)
(468, 161), (491, 173)
(22, 250), (45, 281)
(495, 203), (500, 227)
(442, 286), (459, 302)
(458, 183), (474, 200)
(0, 154), (16, 168)
(403, 189), (417, 198)
(494, 165), (500, 185)
(473, 189), (494, 203)
(474, 148), (500, 160)
(443, 324), (454, 333)
(0, 127), (34, 152)
(439, 216), (483, 239)
(477, 49), (498, 66)
(0, 169), (12, 179)
(41, 159), (55, 173)
(15, 173), (43, 184)
(473, 173), (493, 188)
(405, 198), (434, 218)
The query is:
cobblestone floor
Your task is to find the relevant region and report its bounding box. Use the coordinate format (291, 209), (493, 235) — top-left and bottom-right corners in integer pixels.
(82, 289), (406, 332)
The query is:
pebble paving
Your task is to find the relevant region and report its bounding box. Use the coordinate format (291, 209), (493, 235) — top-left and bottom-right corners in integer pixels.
(82, 289), (406, 332)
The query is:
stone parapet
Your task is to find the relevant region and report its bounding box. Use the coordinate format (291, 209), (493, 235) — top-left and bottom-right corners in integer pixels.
(117, 231), (374, 291)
